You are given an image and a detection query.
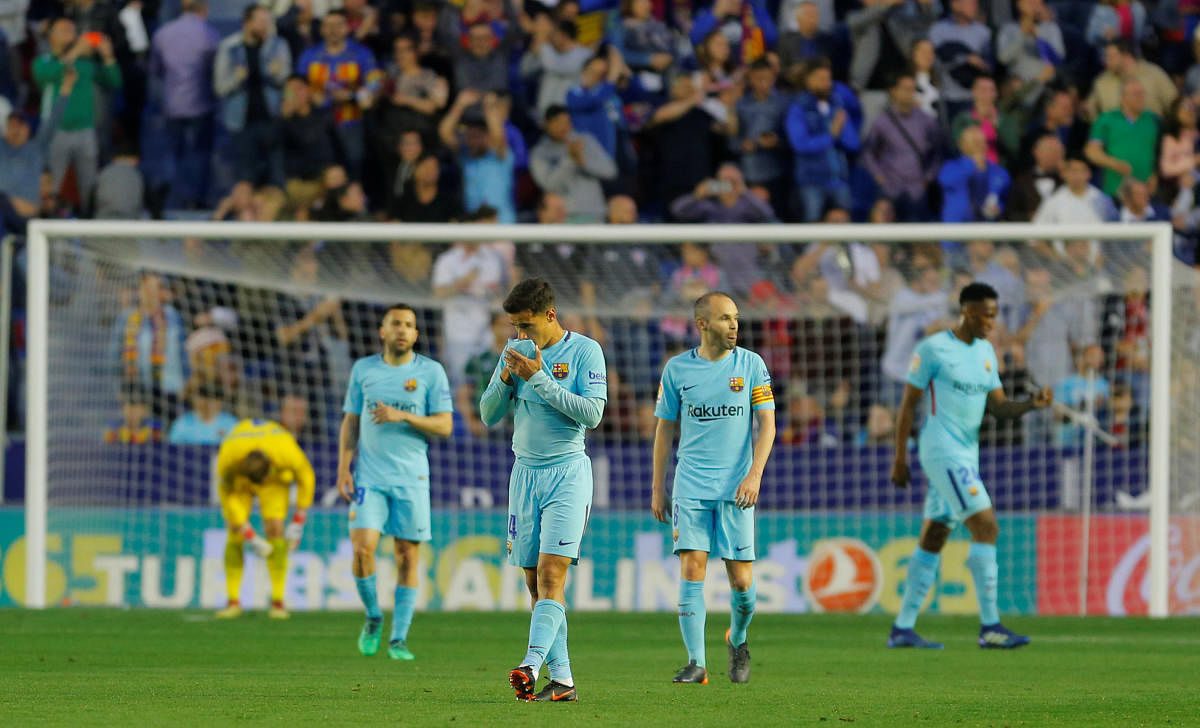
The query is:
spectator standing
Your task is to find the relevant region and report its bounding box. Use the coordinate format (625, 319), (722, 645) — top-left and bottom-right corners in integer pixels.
(1084, 39), (1176, 120)
(522, 17), (593, 118)
(432, 239), (505, 386)
(929, 0), (993, 119)
(1019, 88), (1090, 167)
(878, 249), (949, 406)
(689, 0), (777, 65)
(734, 58), (789, 207)
(1159, 97), (1199, 218)
(1013, 265), (1099, 390)
(909, 37), (942, 120)
(1007, 133), (1064, 221)
(950, 75), (1020, 167)
(937, 124), (1010, 223)
(1117, 178), (1171, 223)
(566, 49), (626, 165)
(34, 17), (122, 213)
(530, 104), (617, 222)
(94, 140), (144, 218)
(862, 71), (943, 222)
(379, 33), (448, 146)
(670, 162), (776, 225)
(1085, 79), (1161, 197)
(996, 0), (1063, 84)
(1, 67), (73, 218)
(150, 0), (220, 209)
(277, 0), (320, 63)
(104, 382), (163, 444)
(644, 76), (720, 213)
(777, 0), (838, 87)
(215, 4), (291, 189)
(297, 9), (381, 181)
(280, 75), (337, 210)
(451, 2), (520, 95)
(438, 89), (515, 223)
(607, 0), (675, 94)
(786, 57), (860, 222)
(390, 153), (461, 222)
(109, 271), (188, 406)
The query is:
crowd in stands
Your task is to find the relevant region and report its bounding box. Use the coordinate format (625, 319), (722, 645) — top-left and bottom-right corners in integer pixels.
(4, 0), (1200, 453)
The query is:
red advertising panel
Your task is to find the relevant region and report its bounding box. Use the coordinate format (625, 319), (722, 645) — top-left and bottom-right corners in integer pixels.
(1037, 515), (1200, 615)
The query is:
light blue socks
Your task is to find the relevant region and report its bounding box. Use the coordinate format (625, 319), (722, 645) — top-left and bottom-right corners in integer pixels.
(522, 599), (566, 674)
(355, 574), (382, 620)
(391, 585), (417, 643)
(678, 580), (707, 667)
(895, 548), (940, 629)
(729, 582), (756, 647)
(966, 542), (1000, 625)
(544, 618), (573, 686)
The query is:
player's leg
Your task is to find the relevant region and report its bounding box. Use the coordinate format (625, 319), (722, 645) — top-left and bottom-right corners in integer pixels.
(672, 498), (714, 683)
(387, 539), (420, 659)
(964, 507), (1028, 648)
(386, 490), (428, 660)
(506, 462), (546, 700)
(259, 485), (291, 619)
(717, 501), (756, 683)
(888, 501), (951, 649)
(216, 491), (254, 618)
(523, 459), (589, 703)
(349, 488), (388, 655)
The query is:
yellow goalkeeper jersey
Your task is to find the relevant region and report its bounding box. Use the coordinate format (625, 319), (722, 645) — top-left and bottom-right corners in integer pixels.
(216, 419), (315, 509)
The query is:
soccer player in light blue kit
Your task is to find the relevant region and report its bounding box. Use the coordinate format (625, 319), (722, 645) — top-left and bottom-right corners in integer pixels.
(651, 292), (776, 684)
(889, 283), (1052, 649)
(336, 304), (453, 660)
(479, 279), (607, 703)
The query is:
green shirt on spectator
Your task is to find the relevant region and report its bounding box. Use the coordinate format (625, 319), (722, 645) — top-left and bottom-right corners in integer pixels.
(32, 54), (122, 133)
(1088, 110), (1160, 196)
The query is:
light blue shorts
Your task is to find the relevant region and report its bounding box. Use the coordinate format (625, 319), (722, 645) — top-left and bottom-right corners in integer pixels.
(672, 498), (756, 561)
(348, 486), (431, 542)
(921, 457), (993, 526)
(506, 457), (593, 568)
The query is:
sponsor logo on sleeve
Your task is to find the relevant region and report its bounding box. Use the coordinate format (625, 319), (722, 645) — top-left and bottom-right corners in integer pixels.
(588, 370), (607, 384)
(910, 353), (921, 373)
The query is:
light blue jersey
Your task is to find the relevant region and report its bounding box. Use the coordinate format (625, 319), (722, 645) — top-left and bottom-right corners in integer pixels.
(343, 353), (453, 492)
(491, 332), (608, 467)
(906, 330), (1002, 462)
(655, 347), (775, 501)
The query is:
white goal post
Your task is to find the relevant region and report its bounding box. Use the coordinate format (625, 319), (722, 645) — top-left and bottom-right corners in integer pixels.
(22, 219), (1176, 616)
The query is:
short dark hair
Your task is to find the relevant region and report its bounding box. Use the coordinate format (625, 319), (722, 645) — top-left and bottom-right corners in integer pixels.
(543, 104), (569, 124)
(1105, 37), (1135, 56)
(241, 450), (271, 484)
(890, 70), (915, 89)
(959, 282), (999, 306)
(693, 291), (734, 321)
(382, 303), (417, 325)
(503, 278), (556, 314)
(556, 19), (578, 39)
(749, 57), (773, 73)
(464, 204), (498, 222)
(242, 4), (266, 22)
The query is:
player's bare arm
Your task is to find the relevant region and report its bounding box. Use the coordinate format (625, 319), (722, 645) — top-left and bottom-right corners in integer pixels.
(891, 384), (925, 489)
(985, 386), (1053, 419)
(651, 418), (677, 523)
(336, 412), (360, 502)
(734, 408), (776, 509)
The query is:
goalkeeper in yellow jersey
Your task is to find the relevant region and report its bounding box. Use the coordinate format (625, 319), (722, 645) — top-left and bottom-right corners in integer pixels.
(214, 418), (315, 619)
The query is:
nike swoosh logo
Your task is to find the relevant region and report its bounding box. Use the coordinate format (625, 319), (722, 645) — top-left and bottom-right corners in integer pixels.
(558, 540), (575, 546)
(552, 691), (573, 701)
(681, 385), (698, 391)
(736, 545), (751, 552)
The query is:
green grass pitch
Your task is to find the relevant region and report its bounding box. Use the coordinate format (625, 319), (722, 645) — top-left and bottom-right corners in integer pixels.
(1, 610), (1196, 727)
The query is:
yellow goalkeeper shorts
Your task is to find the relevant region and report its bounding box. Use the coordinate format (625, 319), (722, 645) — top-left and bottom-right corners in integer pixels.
(221, 484), (290, 526)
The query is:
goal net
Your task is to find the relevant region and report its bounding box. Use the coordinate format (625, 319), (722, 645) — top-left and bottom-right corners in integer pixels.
(17, 220), (1194, 617)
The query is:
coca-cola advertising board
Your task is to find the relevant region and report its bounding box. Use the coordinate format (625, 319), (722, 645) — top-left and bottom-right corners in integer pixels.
(1037, 515), (1200, 615)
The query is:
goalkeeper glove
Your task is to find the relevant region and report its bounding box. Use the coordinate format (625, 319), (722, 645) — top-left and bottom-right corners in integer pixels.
(285, 511), (307, 550)
(241, 525), (273, 558)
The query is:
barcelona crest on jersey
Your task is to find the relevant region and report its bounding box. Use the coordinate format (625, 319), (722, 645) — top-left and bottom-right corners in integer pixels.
(729, 377), (745, 392)
(404, 379), (418, 392)
(552, 362), (570, 379)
